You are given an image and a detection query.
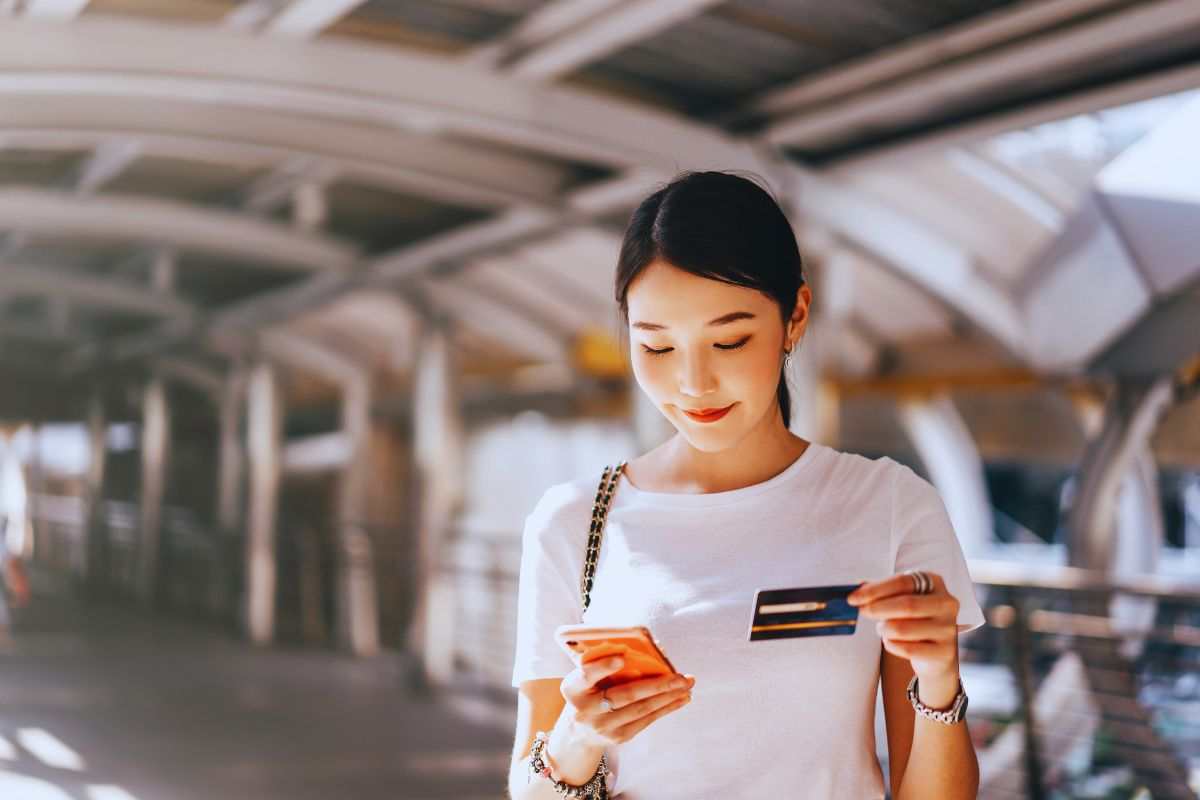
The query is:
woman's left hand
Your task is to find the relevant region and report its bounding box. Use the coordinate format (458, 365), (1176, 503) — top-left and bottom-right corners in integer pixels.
(847, 572), (960, 685)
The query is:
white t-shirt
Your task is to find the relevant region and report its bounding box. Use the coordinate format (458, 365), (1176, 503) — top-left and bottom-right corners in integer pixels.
(510, 441), (987, 799)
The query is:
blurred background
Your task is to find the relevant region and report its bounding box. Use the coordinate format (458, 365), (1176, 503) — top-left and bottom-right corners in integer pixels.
(0, 1), (1198, 798)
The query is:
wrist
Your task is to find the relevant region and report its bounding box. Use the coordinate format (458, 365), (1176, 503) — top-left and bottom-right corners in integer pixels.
(546, 712), (607, 785)
(916, 671), (961, 711)
(553, 709), (603, 750)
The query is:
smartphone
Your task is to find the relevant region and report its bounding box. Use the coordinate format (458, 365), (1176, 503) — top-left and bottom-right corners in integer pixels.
(554, 623), (678, 691)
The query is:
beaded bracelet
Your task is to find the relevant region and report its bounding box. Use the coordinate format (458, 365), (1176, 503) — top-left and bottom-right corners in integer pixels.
(528, 729), (611, 798)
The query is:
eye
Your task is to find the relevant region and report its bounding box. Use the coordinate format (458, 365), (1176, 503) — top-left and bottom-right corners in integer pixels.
(642, 346), (673, 356)
(715, 336), (751, 351)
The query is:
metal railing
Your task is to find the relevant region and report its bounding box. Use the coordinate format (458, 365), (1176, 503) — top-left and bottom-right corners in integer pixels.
(964, 562), (1200, 800)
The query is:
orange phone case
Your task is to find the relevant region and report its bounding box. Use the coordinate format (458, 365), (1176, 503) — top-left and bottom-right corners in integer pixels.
(554, 623), (678, 691)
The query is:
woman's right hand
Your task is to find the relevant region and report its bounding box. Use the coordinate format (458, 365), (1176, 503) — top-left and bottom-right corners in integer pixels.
(559, 656), (695, 746)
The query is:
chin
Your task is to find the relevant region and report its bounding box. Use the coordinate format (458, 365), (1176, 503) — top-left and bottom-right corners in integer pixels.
(673, 423), (743, 452)
(681, 435), (734, 453)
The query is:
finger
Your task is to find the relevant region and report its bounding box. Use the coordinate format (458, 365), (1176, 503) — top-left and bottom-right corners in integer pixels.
(847, 574), (913, 606)
(585, 655), (628, 685)
(609, 692), (692, 739)
(881, 638), (948, 662)
(877, 618), (956, 642)
(597, 684), (692, 730)
(602, 672), (694, 711)
(858, 593), (957, 621)
(563, 656), (625, 696)
(849, 571), (946, 606)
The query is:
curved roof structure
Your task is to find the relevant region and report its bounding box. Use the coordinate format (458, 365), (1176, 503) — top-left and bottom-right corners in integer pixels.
(0, 0), (1197, 400)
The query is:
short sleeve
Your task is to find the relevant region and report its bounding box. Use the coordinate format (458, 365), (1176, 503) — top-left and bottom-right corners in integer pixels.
(890, 463), (987, 635)
(510, 482), (590, 688)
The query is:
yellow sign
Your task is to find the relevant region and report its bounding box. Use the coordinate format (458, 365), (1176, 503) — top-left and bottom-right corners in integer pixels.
(571, 327), (628, 379)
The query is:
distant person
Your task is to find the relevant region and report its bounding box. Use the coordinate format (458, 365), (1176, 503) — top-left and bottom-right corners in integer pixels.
(0, 447), (30, 643)
(0, 518), (30, 643)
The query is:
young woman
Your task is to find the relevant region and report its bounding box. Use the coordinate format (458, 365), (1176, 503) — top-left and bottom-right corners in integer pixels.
(508, 171), (986, 799)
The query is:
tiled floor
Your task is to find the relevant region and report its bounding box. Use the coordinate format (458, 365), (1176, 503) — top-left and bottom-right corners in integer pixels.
(0, 577), (517, 800)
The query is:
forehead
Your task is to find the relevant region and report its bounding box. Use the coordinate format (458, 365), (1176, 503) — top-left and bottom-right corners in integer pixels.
(626, 260), (772, 324)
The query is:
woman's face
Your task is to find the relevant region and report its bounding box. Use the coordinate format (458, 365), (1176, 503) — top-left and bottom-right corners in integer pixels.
(626, 259), (809, 452)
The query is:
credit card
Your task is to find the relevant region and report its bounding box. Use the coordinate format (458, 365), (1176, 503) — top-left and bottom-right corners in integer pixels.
(747, 583), (863, 641)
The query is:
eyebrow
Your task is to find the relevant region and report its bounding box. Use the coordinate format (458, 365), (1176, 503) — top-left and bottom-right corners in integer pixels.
(631, 311), (757, 331)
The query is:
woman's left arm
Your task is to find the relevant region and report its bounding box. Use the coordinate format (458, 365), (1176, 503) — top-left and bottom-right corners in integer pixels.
(848, 573), (980, 800)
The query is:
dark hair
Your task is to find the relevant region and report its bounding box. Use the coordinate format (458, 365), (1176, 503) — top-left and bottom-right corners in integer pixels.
(614, 170), (807, 428)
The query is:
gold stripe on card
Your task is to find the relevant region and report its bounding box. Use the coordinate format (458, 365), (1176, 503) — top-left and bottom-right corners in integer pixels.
(751, 619), (856, 633)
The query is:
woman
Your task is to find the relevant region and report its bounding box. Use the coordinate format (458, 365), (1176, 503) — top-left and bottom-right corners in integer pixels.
(508, 171), (986, 799)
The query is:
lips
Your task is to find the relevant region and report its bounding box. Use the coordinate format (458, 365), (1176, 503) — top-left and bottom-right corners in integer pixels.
(682, 403), (734, 423)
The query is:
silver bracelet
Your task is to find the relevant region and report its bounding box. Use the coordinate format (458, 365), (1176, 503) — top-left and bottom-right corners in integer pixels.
(528, 730), (611, 798)
(907, 675), (969, 724)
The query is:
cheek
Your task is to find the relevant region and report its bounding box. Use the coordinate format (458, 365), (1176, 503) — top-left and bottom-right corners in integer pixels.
(631, 355), (670, 399)
(730, 348), (781, 399)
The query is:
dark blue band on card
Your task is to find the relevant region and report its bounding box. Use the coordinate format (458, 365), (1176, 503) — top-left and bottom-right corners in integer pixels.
(747, 583), (862, 641)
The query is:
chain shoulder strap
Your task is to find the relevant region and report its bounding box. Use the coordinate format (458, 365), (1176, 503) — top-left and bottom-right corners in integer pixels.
(580, 461), (626, 614)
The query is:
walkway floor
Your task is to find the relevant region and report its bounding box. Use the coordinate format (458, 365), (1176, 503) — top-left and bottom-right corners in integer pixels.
(0, 573), (518, 800)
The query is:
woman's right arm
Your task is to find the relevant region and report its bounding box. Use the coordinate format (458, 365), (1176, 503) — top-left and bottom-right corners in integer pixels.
(508, 656), (695, 798)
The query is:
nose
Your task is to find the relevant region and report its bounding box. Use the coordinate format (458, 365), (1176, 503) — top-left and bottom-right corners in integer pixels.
(677, 348), (716, 398)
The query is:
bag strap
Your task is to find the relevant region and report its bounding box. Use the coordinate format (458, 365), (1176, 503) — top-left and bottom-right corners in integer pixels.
(581, 461), (626, 614)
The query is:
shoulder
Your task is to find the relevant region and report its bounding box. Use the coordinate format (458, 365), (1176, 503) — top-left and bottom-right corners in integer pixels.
(522, 470), (605, 545)
(813, 443), (903, 494)
(808, 445), (942, 519)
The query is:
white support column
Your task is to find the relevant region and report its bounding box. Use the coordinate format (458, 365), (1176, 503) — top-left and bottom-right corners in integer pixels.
(896, 393), (993, 559)
(336, 375), (379, 656)
(1067, 378), (1174, 571)
(84, 389), (107, 586)
(407, 318), (465, 688)
(259, 330), (380, 656)
(1067, 378), (1175, 658)
(137, 377), (169, 604)
(245, 362), (282, 645)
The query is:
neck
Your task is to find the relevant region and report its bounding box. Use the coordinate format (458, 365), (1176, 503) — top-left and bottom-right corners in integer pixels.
(663, 406), (809, 494)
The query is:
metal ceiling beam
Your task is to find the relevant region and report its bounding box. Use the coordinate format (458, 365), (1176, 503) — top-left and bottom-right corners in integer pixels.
(828, 60), (1200, 174)
(793, 174), (1029, 361)
(92, 158), (1030, 367)
(0, 126), (555, 213)
(763, 0), (1200, 150)
(258, 329), (365, 385)
(741, 0), (1132, 122)
(151, 356), (224, 395)
(11, 17), (1031, 366)
(0, 187), (358, 272)
(472, 0), (724, 81)
(943, 147), (1066, 232)
(72, 139), (141, 195)
(265, 0), (367, 38)
(0, 263), (195, 318)
(0, 17), (767, 172)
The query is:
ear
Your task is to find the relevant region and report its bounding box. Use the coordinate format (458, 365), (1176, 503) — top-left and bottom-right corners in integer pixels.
(787, 283), (812, 345)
